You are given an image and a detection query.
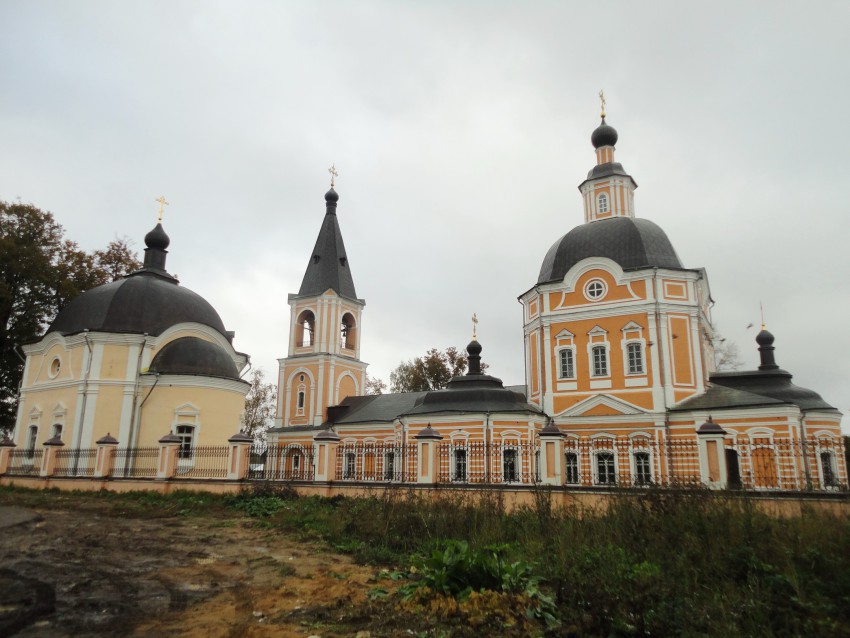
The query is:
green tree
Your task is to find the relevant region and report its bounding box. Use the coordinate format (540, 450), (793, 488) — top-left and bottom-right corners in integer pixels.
(240, 368), (277, 441)
(0, 201), (141, 433)
(389, 347), (486, 393)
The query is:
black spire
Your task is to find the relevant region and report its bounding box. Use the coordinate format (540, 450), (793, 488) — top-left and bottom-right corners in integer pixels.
(297, 187), (358, 300)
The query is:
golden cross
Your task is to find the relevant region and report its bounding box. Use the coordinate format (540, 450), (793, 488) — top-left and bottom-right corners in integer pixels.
(328, 164), (338, 188)
(599, 90), (606, 119)
(472, 313), (478, 339)
(760, 301), (765, 330)
(155, 196), (169, 223)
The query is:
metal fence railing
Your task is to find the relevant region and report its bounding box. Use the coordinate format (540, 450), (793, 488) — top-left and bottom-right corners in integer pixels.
(6, 449), (43, 476)
(248, 444), (315, 481)
(53, 448), (97, 478)
(175, 446), (230, 478)
(335, 443), (415, 482)
(114, 447), (160, 479)
(437, 442), (538, 484)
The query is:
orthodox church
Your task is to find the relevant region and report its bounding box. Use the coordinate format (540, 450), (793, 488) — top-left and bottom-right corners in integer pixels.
(267, 108), (845, 491)
(11, 216), (250, 456)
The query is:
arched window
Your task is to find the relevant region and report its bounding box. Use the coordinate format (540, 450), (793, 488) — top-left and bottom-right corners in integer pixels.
(597, 192), (609, 214)
(633, 451), (652, 485)
(296, 310), (315, 347)
(296, 385), (306, 416)
(340, 313), (356, 350)
(344, 452), (356, 479)
(51, 423), (63, 439)
(595, 451), (616, 485)
(565, 451), (580, 484)
(26, 426), (38, 458)
(453, 448), (467, 481)
(820, 451), (838, 488)
(503, 448), (518, 483)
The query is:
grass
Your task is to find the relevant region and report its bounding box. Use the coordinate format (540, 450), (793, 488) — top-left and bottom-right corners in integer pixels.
(3, 483), (850, 636)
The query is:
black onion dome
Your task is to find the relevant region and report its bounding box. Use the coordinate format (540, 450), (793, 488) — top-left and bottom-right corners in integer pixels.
(325, 188), (339, 203)
(149, 337), (239, 380)
(466, 339), (482, 357)
(46, 275), (228, 338)
(537, 217), (683, 284)
(591, 118), (618, 148)
(756, 328), (774, 346)
(144, 223), (170, 250)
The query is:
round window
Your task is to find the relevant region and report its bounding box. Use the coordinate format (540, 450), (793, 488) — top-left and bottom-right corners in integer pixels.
(584, 279), (607, 301)
(48, 357), (61, 378)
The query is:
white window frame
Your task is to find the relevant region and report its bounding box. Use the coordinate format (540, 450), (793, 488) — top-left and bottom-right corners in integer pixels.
(583, 278), (607, 301)
(625, 341), (645, 375)
(176, 424), (195, 460)
(502, 446), (520, 483)
(343, 450), (356, 479)
(597, 192), (609, 214)
(557, 347), (576, 379)
(384, 450), (396, 481)
(591, 344), (609, 377)
(296, 384), (306, 416)
(564, 449), (581, 485)
(26, 425), (38, 458)
(592, 441), (618, 486)
(452, 447), (468, 482)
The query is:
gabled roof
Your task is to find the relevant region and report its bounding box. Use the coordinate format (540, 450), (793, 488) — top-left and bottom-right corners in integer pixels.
(296, 188), (358, 301)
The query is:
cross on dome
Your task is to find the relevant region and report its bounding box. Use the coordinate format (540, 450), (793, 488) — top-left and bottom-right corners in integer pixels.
(155, 195), (169, 223)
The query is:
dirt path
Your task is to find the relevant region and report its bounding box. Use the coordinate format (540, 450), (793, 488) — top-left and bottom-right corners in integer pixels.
(0, 505), (387, 637)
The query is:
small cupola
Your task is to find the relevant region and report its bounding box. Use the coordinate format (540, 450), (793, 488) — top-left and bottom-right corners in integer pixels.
(756, 326), (779, 371)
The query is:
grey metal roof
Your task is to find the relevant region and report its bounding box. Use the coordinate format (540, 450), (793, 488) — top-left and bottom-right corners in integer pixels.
(334, 392), (429, 424)
(671, 369), (837, 413)
(296, 188), (358, 301)
(404, 374), (542, 417)
(149, 337), (241, 381)
(47, 271), (229, 338)
(537, 217), (684, 285)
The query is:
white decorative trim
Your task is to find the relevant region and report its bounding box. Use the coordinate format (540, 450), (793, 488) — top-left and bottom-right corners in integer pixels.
(561, 394), (648, 417)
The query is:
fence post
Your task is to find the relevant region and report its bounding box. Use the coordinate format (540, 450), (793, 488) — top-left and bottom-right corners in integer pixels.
(314, 430), (340, 481)
(415, 425), (443, 484)
(227, 432), (254, 480)
(0, 435), (15, 475)
(157, 433), (181, 480)
(696, 418), (727, 489)
(94, 433), (119, 478)
(537, 423), (564, 486)
(40, 435), (64, 478)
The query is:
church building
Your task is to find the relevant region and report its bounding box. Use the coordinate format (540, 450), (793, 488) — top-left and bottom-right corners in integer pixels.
(11, 217), (250, 459)
(268, 107), (845, 491)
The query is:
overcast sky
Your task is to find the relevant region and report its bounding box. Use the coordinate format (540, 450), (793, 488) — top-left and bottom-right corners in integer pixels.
(2, 1), (848, 429)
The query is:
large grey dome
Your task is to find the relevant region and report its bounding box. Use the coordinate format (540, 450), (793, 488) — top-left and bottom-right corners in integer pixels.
(47, 273), (228, 338)
(538, 217), (683, 284)
(149, 337), (239, 380)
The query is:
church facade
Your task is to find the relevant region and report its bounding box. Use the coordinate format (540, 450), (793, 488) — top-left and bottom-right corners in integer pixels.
(267, 112), (845, 491)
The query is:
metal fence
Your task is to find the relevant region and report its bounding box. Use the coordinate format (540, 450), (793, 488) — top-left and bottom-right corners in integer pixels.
(6, 449), (43, 476)
(335, 442), (415, 482)
(437, 442), (538, 484)
(175, 446), (230, 478)
(114, 447), (160, 479)
(53, 448), (97, 478)
(248, 444), (315, 481)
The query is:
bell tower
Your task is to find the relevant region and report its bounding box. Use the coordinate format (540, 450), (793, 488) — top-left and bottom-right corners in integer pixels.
(276, 181), (367, 428)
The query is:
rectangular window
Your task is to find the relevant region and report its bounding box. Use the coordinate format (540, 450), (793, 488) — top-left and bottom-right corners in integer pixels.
(592, 345), (608, 377)
(176, 425), (194, 460)
(344, 452), (356, 479)
(596, 452), (616, 485)
(565, 452), (579, 484)
(384, 452), (395, 481)
(559, 348), (575, 379)
(627, 342), (644, 374)
(634, 451), (651, 485)
(453, 449), (467, 481)
(503, 449), (518, 483)
(821, 452), (838, 487)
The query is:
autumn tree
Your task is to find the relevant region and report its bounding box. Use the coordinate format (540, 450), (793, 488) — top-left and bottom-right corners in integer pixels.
(0, 201), (141, 433)
(240, 368), (277, 441)
(389, 347), (486, 393)
(712, 325), (742, 371)
(365, 374), (386, 395)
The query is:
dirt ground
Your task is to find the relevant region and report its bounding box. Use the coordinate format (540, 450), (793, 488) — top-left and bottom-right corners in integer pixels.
(0, 501), (395, 637)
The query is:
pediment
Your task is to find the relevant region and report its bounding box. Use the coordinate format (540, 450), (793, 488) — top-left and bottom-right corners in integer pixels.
(562, 394), (647, 417)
